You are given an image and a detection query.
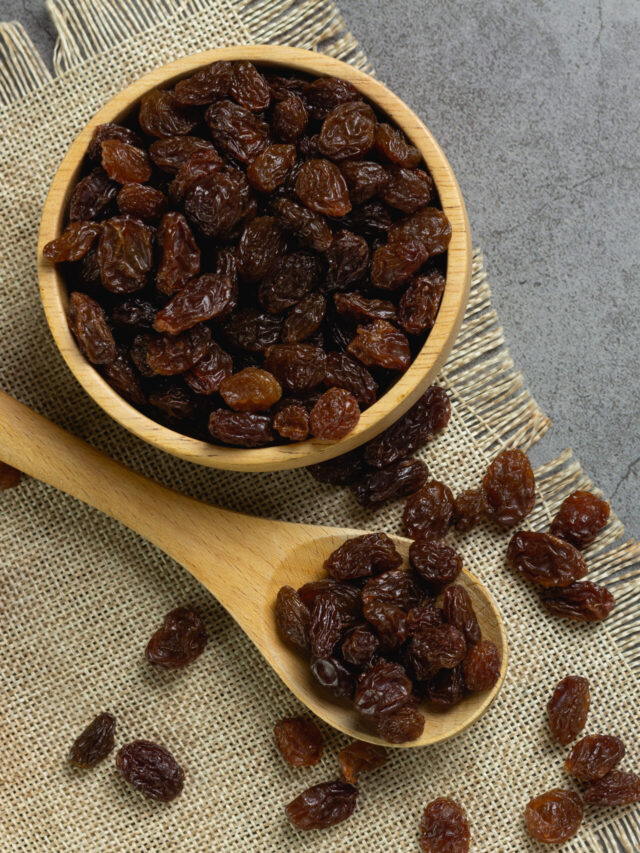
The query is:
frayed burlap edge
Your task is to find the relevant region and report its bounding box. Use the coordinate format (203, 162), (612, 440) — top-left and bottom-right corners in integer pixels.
(0, 5), (638, 850)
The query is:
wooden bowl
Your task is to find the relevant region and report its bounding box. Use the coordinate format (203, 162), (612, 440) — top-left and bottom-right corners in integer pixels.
(37, 45), (471, 472)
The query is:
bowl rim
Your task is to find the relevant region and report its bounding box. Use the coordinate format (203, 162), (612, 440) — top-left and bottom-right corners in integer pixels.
(37, 45), (471, 472)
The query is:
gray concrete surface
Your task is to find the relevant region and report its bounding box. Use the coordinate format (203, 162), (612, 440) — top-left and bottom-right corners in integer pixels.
(1, 0), (638, 540)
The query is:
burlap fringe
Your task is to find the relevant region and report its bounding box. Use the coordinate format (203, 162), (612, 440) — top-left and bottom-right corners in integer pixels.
(0, 22), (52, 105)
(443, 251), (551, 453)
(0, 5), (638, 848)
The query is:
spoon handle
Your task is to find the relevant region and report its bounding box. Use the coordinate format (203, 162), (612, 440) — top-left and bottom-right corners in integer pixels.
(0, 390), (283, 605)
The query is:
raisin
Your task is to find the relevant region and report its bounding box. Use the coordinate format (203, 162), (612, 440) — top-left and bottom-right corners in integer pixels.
(409, 625), (467, 671)
(173, 60), (233, 105)
(377, 705), (425, 743)
(346, 200), (393, 236)
(547, 676), (590, 745)
(274, 717), (323, 767)
(227, 60), (270, 111)
(184, 167), (251, 237)
(88, 123), (142, 160)
(310, 655), (356, 698)
(340, 160), (390, 204)
(116, 740), (184, 802)
(225, 308), (282, 353)
(584, 771), (640, 806)
(145, 607), (207, 669)
(149, 384), (196, 420)
(80, 246), (101, 286)
(267, 75), (307, 101)
(375, 123), (421, 168)
(425, 666), (466, 708)
(308, 592), (344, 658)
(97, 216), (153, 293)
(453, 488), (487, 533)
(397, 271), (446, 335)
(282, 293), (327, 344)
(117, 183), (168, 221)
(443, 585), (481, 644)
(275, 585), (309, 651)
(264, 344), (326, 393)
(482, 448), (535, 526)
(325, 230), (370, 291)
(272, 197), (332, 252)
(44, 221), (102, 262)
(208, 409), (274, 447)
(168, 148), (223, 204)
(154, 274), (235, 334)
(506, 531), (588, 588)
(259, 251), (321, 313)
(370, 240), (426, 290)
(145, 324), (210, 375)
(184, 341), (233, 395)
(348, 319), (411, 371)
(148, 135), (214, 173)
(354, 661), (413, 717)
(462, 641), (501, 691)
(129, 333), (155, 377)
(540, 581), (616, 622)
(69, 168), (118, 221)
(403, 481), (455, 540)
(0, 462), (22, 490)
(303, 77), (362, 119)
(364, 386), (451, 468)
(296, 159), (351, 217)
(272, 94), (308, 142)
(308, 448), (367, 486)
(236, 216), (285, 284)
(309, 388), (360, 440)
(140, 207), (178, 282)
(407, 601), (443, 636)
(409, 540), (462, 591)
(205, 100), (269, 164)
(69, 713), (116, 768)
(285, 780), (357, 830)
(342, 624), (379, 666)
(381, 166), (433, 212)
(337, 741), (387, 783)
(139, 88), (198, 137)
(420, 798), (470, 853)
(524, 789), (583, 844)
(388, 207), (452, 258)
(317, 101), (376, 161)
(101, 139), (152, 184)
(355, 457), (429, 508)
(325, 534), (402, 583)
(273, 404), (309, 441)
(103, 346), (146, 405)
(68, 291), (116, 364)
(246, 144), (296, 193)
(220, 367), (283, 414)
(324, 353), (377, 406)
(363, 569), (423, 612)
(549, 490), (610, 548)
(335, 292), (395, 323)
(565, 735), (626, 781)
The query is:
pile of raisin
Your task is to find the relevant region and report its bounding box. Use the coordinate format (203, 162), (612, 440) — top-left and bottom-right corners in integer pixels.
(43, 62), (452, 448)
(506, 489), (615, 622)
(275, 531), (502, 744)
(524, 675), (640, 843)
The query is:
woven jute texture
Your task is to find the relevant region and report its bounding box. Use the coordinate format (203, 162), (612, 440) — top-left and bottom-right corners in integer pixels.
(1, 2), (639, 850)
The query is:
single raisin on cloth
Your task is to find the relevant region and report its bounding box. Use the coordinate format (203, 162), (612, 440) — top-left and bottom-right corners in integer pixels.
(0, 2), (639, 851)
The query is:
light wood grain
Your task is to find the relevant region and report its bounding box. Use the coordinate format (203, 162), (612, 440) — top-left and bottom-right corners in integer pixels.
(37, 45), (472, 472)
(0, 390), (506, 748)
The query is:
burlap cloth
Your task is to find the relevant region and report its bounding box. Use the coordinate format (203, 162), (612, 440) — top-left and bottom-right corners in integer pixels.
(0, 2), (638, 850)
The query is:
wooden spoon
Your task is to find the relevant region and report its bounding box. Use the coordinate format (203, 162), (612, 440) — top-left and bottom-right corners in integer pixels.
(0, 391), (507, 747)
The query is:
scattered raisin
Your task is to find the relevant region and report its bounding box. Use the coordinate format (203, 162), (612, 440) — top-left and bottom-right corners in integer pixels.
(524, 789), (583, 844)
(338, 741), (387, 783)
(403, 481), (455, 540)
(583, 771), (640, 806)
(274, 717), (323, 767)
(354, 457), (429, 508)
(69, 713), (116, 768)
(420, 798), (470, 853)
(453, 488), (486, 533)
(285, 780), (358, 830)
(541, 581), (616, 621)
(482, 449), (535, 527)
(0, 462), (22, 490)
(116, 740), (184, 802)
(506, 531), (588, 588)
(565, 735), (626, 781)
(549, 490), (610, 548)
(145, 607), (208, 669)
(547, 676), (590, 745)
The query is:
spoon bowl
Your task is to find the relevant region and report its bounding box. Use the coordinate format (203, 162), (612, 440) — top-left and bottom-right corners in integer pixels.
(0, 390), (506, 747)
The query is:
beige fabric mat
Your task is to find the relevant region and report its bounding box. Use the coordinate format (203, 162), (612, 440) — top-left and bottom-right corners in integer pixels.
(0, 2), (639, 850)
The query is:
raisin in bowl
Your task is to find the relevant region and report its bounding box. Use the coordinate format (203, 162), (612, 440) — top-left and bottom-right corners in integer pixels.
(38, 46), (471, 472)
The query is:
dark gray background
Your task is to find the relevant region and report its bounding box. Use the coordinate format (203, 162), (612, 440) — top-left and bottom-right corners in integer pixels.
(1, 0), (638, 539)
